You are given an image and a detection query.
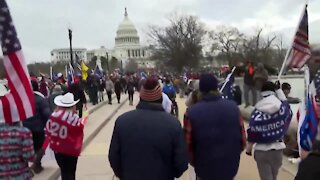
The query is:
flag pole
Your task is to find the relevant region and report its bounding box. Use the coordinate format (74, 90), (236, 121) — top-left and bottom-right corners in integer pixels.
(277, 3), (308, 80)
(219, 66), (236, 93)
(50, 66), (53, 80)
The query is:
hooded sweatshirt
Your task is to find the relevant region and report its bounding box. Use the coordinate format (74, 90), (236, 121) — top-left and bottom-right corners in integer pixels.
(251, 89), (292, 151)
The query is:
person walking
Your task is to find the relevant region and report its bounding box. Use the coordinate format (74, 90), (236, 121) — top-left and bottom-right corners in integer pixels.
(295, 141), (320, 180)
(105, 77), (114, 104)
(244, 61), (257, 107)
(109, 78), (188, 180)
(48, 84), (63, 111)
(23, 80), (52, 174)
(45, 93), (85, 180)
(126, 78), (135, 105)
(246, 81), (292, 180)
(39, 76), (48, 97)
(98, 78), (105, 102)
(69, 82), (87, 118)
(114, 78), (122, 104)
(254, 63), (269, 91)
(184, 74), (246, 180)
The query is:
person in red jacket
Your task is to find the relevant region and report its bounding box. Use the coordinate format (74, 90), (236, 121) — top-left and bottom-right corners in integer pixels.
(45, 93), (85, 180)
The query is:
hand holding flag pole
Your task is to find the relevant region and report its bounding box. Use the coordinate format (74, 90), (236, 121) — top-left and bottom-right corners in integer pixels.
(219, 66), (236, 93)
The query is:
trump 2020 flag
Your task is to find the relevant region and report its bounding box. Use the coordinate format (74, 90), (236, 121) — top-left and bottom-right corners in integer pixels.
(299, 82), (319, 151)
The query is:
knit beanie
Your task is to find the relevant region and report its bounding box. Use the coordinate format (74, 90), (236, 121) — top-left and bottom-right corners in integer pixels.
(199, 74), (218, 93)
(140, 78), (162, 102)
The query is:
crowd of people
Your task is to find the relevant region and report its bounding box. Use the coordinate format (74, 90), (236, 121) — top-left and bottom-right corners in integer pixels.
(0, 65), (315, 180)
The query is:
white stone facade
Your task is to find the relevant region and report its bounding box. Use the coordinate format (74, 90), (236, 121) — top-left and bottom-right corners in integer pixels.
(51, 48), (87, 63)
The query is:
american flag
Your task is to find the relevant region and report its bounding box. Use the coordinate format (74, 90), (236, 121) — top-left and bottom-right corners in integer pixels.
(67, 62), (74, 86)
(0, 0), (35, 124)
(314, 69), (320, 96)
(74, 54), (81, 74)
(298, 69), (320, 151)
(286, 6), (311, 68)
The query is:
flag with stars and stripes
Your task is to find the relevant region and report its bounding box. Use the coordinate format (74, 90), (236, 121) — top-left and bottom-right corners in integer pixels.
(314, 69), (320, 96)
(0, 0), (35, 124)
(286, 5), (311, 68)
(67, 63), (74, 86)
(298, 82), (319, 151)
(74, 54), (81, 75)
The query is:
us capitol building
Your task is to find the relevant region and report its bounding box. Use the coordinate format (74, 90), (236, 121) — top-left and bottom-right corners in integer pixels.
(51, 8), (155, 68)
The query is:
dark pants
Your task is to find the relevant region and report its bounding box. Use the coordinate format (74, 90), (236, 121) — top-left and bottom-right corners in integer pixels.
(78, 107), (83, 118)
(107, 91), (112, 104)
(32, 131), (45, 167)
(128, 91), (134, 104)
(115, 91), (121, 103)
(244, 84), (257, 106)
(55, 153), (78, 180)
(92, 90), (98, 105)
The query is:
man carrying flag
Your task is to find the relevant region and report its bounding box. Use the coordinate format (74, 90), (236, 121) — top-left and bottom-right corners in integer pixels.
(0, 0), (36, 179)
(295, 67), (320, 179)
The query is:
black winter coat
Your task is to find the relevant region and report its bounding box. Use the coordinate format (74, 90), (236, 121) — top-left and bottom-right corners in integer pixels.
(109, 102), (188, 180)
(23, 92), (52, 132)
(295, 152), (320, 180)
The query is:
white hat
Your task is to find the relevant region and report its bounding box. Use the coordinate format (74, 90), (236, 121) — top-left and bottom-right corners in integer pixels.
(57, 73), (63, 78)
(54, 93), (79, 107)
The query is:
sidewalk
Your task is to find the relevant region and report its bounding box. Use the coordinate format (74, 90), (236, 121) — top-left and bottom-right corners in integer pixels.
(33, 94), (129, 180)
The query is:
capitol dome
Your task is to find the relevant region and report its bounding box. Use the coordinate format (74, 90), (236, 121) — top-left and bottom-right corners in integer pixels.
(115, 8), (140, 48)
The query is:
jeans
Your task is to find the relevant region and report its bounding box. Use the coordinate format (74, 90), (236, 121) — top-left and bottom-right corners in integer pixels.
(244, 84), (257, 106)
(254, 150), (283, 180)
(55, 153), (78, 180)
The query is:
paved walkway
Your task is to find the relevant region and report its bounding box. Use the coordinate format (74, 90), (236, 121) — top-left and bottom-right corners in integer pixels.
(36, 94), (296, 179)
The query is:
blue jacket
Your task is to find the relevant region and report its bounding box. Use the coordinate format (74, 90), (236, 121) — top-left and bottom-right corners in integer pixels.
(163, 84), (176, 99)
(23, 92), (52, 132)
(109, 101), (188, 180)
(187, 95), (242, 180)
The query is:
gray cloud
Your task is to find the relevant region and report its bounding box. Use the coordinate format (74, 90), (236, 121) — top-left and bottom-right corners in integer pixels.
(5, 0), (320, 62)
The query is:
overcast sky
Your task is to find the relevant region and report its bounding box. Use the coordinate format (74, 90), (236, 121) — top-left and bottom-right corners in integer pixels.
(5, 0), (320, 63)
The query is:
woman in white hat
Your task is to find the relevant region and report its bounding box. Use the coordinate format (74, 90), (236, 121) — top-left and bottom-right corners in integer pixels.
(45, 93), (85, 180)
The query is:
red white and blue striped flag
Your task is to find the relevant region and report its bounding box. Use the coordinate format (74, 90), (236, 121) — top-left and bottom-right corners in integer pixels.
(0, 0), (35, 124)
(298, 67), (320, 151)
(286, 6), (311, 69)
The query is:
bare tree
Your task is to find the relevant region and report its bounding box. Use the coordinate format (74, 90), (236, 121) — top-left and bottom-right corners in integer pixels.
(209, 26), (244, 66)
(242, 27), (277, 64)
(149, 14), (206, 72)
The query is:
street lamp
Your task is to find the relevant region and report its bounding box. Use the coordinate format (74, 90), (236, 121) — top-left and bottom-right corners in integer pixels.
(68, 28), (73, 67)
